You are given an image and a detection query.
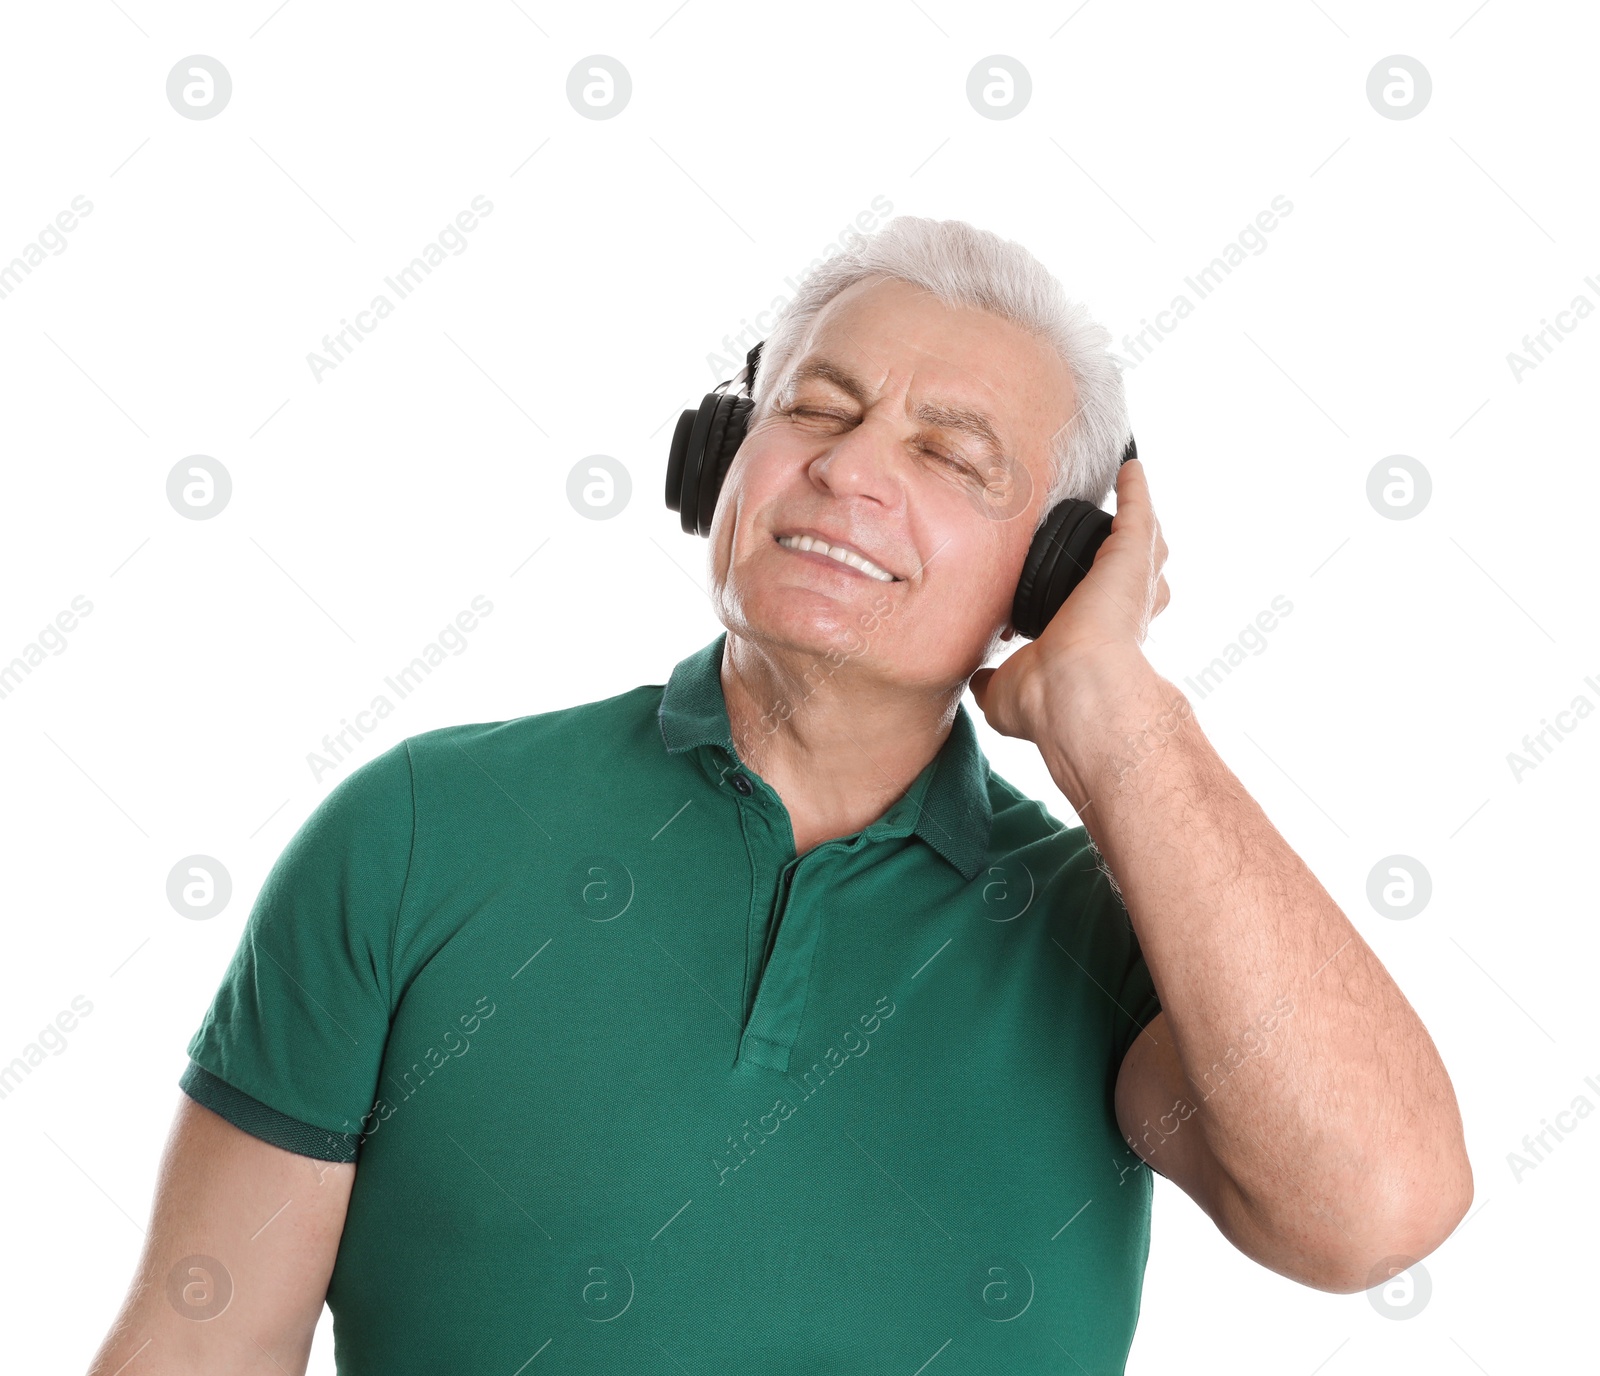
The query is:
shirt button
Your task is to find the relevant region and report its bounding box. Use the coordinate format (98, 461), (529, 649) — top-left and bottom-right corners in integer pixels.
(729, 773), (754, 796)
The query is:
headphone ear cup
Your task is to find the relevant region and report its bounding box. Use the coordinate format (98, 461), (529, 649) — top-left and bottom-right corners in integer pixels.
(1011, 499), (1114, 640)
(665, 392), (753, 536)
(665, 406), (700, 528)
(696, 393), (752, 536)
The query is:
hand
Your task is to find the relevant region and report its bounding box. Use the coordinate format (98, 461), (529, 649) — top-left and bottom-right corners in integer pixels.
(969, 458), (1171, 745)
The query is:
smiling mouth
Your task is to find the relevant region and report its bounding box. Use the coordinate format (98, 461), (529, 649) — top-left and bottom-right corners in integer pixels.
(774, 533), (901, 583)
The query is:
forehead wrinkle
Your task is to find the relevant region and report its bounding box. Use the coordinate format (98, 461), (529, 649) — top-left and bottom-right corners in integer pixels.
(839, 319), (1012, 409)
(785, 328), (1018, 465)
(910, 398), (1005, 459)
(878, 325), (1077, 468)
(783, 355), (870, 404)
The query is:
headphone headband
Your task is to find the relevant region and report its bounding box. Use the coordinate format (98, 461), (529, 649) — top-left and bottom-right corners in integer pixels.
(736, 340), (763, 398)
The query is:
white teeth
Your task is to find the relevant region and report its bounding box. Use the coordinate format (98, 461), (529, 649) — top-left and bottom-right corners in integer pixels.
(777, 534), (896, 582)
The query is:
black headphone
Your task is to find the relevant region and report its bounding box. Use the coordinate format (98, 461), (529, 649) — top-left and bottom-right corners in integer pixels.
(666, 341), (1135, 640)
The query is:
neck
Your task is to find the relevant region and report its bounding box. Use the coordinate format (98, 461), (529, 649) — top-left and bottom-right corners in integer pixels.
(721, 631), (962, 857)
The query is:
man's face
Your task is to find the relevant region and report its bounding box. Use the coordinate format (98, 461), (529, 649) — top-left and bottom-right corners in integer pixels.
(708, 273), (1077, 693)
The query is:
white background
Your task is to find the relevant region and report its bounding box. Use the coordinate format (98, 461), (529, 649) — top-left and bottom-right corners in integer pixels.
(1, 1), (1594, 1372)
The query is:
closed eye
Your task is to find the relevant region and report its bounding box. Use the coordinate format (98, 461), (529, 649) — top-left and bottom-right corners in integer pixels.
(782, 406), (979, 477)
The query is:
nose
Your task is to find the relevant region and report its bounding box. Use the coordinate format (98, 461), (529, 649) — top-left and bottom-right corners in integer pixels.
(805, 414), (907, 512)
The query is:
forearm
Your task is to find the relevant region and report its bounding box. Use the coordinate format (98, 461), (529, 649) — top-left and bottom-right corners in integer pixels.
(1046, 651), (1471, 1256)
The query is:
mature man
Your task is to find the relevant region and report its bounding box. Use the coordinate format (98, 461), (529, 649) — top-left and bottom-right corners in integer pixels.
(89, 217), (1471, 1375)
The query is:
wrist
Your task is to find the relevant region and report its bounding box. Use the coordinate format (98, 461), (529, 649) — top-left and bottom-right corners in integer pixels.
(1038, 649), (1192, 807)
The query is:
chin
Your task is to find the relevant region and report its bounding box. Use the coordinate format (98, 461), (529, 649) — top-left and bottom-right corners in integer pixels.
(723, 582), (891, 664)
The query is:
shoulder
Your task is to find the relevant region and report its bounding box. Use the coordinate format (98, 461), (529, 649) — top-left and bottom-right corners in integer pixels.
(398, 680), (667, 780)
(295, 680), (672, 918)
(983, 767), (1130, 939)
(984, 767), (1100, 873)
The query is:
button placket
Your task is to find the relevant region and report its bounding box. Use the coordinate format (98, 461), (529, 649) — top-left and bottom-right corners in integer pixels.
(736, 843), (842, 1073)
(759, 857), (800, 977)
(721, 753), (793, 1036)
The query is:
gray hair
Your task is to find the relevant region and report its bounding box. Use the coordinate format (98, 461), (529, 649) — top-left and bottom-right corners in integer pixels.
(747, 215), (1129, 529)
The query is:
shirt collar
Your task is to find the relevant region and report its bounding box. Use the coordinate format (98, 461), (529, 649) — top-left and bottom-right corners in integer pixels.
(658, 631), (994, 881)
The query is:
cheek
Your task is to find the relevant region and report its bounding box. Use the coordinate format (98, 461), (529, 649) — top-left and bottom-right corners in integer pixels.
(707, 456), (757, 570)
(911, 529), (1023, 634)
(717, 438), (818, 550)
(927, 509), (1022, 586)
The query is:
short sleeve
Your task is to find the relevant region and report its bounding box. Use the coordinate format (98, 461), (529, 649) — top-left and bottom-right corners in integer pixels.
(180, 740), (415, 1161)
(1041, 818), (1164, 1094)
(1080, 846), (1163, 1071)
(1111, 899), (1163, 1069)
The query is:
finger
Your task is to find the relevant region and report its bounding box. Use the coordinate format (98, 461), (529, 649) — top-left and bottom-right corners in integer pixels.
(969, 667), (995, 710)
(1152, 575), (1171, 617)
(1112, 458), (1158, 543)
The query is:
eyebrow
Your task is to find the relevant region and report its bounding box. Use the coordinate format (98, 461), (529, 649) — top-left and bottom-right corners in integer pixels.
(783, 357), (1010, 465)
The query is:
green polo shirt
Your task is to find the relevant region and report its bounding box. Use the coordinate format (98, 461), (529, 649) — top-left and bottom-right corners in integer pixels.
(182, 630), (1162, 1374)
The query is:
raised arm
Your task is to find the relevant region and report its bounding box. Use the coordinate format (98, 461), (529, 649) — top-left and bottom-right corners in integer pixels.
(86, 1095), (353, 1375)
(971, 459), (1471, 1291)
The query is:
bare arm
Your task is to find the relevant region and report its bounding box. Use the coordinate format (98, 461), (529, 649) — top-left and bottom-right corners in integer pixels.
(972, 459), (1472, 1292)
(1078, 640), (1470, 1290)
(87, 1095), (354, 1375)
